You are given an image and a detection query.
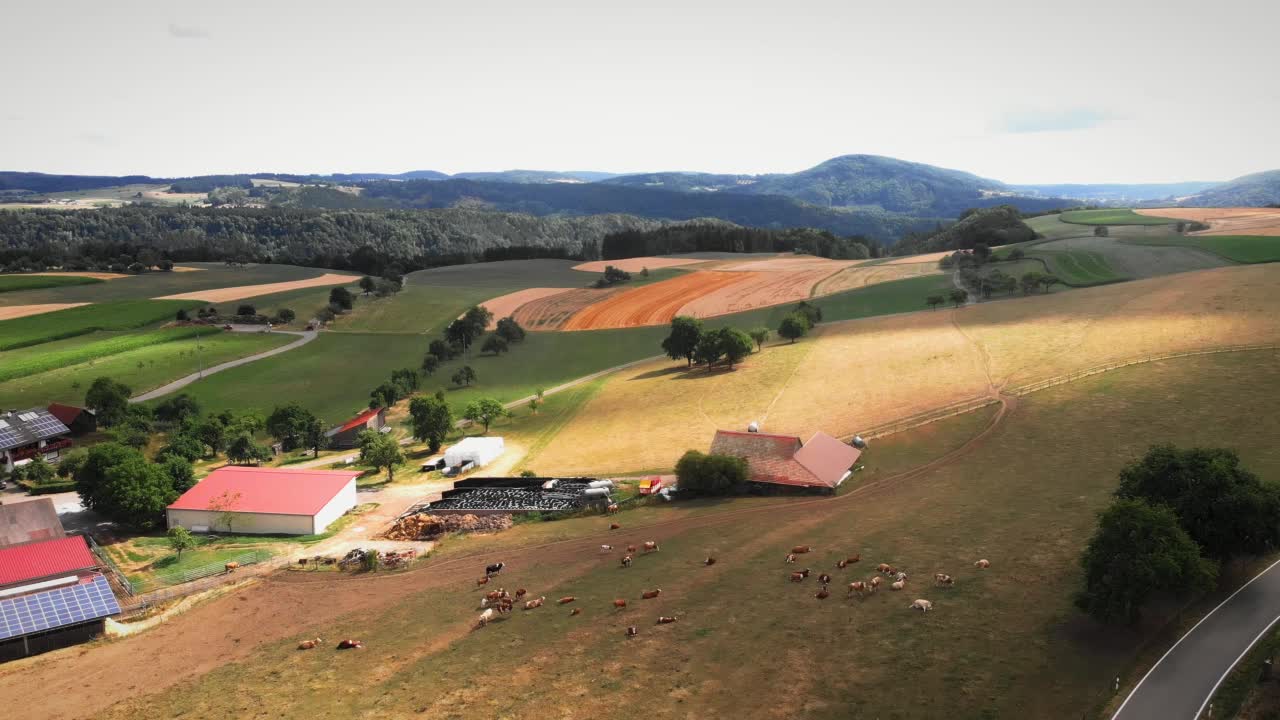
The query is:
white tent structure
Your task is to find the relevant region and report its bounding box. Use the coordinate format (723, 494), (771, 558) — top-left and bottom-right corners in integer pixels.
(444, 436), (505, 469)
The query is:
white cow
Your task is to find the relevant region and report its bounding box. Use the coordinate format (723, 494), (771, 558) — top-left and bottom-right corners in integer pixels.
(910, 599), (933, 612)
(476, 608), (496, 627)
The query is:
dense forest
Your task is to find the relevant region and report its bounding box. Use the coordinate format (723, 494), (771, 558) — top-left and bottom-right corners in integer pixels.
(0, 206), (663, 274)
(891, 205), (1035, 255)
(601, 223), (880, 260)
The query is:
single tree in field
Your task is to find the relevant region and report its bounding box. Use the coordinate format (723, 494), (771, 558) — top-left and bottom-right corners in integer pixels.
(794, 301), (823, 326)
(329, 286), (355, 311)
(421, 354), (440, 376)
(925, 295), (945, 311)
(237, 303), (256, 317)
(641, 267), (650, 278)
(463, 398), (510, 433)
(1075, 498), (1216, 624)
(208, 490), (243, 533)
(719, 328), (754, 369)
(495, 317), (526, 344)
(1094, 225), (1110, 237)
(301, 415), (328, 457)
(451, 366), (477, 387)
(528, 397), (540, 414)
(390, 368), (419, 397)
(1039, 275), (1061, 293)
(408, 395), (453, 453)
(276, 308), (296, 324)
(358, 429), (404, 482)
(167, 526), (197, 560)
(948, 288), (969, 307)
(481, 335), (509, 355)
(748, 327), (771, 351)
(778, 313), (809, 343)
(662, 316), (703, 367)
(85, 377), (132, 427)
(176, 308), (190, 322)
(359, 276), (377, 295)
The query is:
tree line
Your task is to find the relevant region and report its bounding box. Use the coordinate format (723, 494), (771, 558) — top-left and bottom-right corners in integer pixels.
(660, 301), (823, 371)
(601, 223), (880, 261)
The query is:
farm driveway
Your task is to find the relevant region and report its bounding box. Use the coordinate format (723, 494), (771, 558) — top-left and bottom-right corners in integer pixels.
(1113, 557), (1280, 719)
(129, 328), (317, 403)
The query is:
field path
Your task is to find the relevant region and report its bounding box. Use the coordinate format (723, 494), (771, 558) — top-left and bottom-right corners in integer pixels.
(1113, 557), (1280, 720)
(129, 328), (317, 403)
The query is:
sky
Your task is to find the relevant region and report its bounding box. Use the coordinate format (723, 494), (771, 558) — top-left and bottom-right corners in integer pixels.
(5, 0), (1278, 184)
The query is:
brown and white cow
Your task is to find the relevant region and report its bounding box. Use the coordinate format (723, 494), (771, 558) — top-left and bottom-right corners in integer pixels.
(643, 541), (660, 553)
(621, 555), (633, 568)
(297, 637), (322, 650)
(642, 589), (662, 600)
(524, 596), (546, 610)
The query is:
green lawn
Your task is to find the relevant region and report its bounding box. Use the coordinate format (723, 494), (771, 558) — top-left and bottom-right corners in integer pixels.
(0, 274), (102, 293)
(0, 331), (291, 409)
(0, 299), (202, 350)
(0, 326), (209, 383)
(1123, 234), (1280, 264)
(1034, 249), (1128, 286)
(1059, 208), (1180, 226)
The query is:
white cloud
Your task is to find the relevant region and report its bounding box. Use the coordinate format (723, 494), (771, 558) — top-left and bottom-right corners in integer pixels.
(167, 23), (208, 40)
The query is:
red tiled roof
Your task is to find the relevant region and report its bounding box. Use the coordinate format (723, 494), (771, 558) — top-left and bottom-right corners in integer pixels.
(46, 403), (86, 427)
(794, 432), (862, 489)
(333, 407), (382, 434)
(0, 535), (97, 587)
(168, 466), (361, 516)
(710, 430), (824, 488)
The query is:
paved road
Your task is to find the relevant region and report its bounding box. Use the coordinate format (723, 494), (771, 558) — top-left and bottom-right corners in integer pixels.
(1113, 557), (1280, 720)
(129, 328), (317, 403)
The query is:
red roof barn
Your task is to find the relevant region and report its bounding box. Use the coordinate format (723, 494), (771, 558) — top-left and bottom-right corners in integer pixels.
(324, 407), (387, 449)
(0, 535), (97, 589)
(710, 430), (861, 491)
(167, 466), (362, 535)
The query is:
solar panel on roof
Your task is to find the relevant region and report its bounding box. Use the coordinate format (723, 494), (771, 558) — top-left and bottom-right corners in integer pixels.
(18, 412), (37, 421)
(0, 576), (120, 641)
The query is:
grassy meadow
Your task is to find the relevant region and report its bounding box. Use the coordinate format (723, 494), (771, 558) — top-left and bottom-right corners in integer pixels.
(0, 299), (201, 350)
(1059, 208), (1180, 226)
(0, 274), (102, 293)
(1124, 234), (1280, 264)
(94, 349), (1280, 720)
(0, 326), (209, 383)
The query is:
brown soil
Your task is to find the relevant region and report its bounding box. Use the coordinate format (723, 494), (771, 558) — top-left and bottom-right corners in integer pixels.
(677, 268), (841, 316)
(882, 251), (952, 266)
(154, 273), (357, 302)
(1136, 207), (1280, 236)
(562, 271), (758, 330)
(572, 257), (707, 273)
(470, 287), (574, 329)
(813, 263), (944, 295)
(0, 303), (90, 320)
(23, 271), (129, 280)
(510, 287), (627, 330)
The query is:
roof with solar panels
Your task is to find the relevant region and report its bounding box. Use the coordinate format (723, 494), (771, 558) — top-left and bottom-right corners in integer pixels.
(0, 408), (71, 451)
(0, 536), (121, 643)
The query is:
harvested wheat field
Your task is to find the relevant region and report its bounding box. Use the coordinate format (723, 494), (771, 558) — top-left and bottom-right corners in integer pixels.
(510, 287), (627, 330)
(677, 268), (841, 316)
(0, 303), (90, 321)
(813, 262), (944, 295)
(883, 250), (952, 266)
(471, 287), (573, 329)
(562, 271), (756, 330)
(572, 257), (707, 273)
(533, 265), (1280, 474)
(717, 255), (862, 272)
(154, 273), (357, 302)
(26, 271), (128, 280)
(1136, 207), (1280, 236)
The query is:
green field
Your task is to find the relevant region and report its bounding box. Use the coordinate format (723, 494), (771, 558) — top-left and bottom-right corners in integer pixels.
(0, 274), (102, 293)
(0, 299), (201, 350)
(1123, 234), (1280, 264)
(0, 326), (210, 383)
(1059, 208), (1180, 226)
(0, 331), (291, 409)
(1035, 249), (1128, 285)
(96, 349), (1280, 720)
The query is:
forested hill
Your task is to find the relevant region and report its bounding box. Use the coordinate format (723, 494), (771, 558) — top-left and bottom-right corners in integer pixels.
(358, 178), (938, 239)
(0, 206), (664, 271)
(891, 206), (1035, 255)
(1181, 170), (1280, 207)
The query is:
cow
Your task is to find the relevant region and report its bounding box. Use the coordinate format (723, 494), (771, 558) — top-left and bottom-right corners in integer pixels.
(975, 559), (991, 569)
(570, 608), (582, 616)
(607, 504), (620, 514)
(626, 626), (638, 638)
(224, 561), (240, 573)
(621, 555), (633, 568)
(846, 554), (862, 565)
(475, 609), (496, 628)
(524, 596), (546, 610)
(891, 580), (906, 591)
(895, 572), (908, 582)
(642, 541), (659, 553)
(613, 599), (628, 610)
(704, 557), (716, 566)
(799, 568), (811, 578)
(815, 588), (830, 600)
(558, 596), (576, 605)
(869, 576), (883, 589)
(790, 571), (805, 583)
(297, 637), (322, 650)
(485, 562), (506, 576)
(336, 639), (364, 650)
(627, 544), (638, 553)
(656, 616), (678, 624)
(642, 589), (662, 600)
(934, 573), (954, 587)
(600, 544), (614, 553)
(486, 590), (504, 601)
(515, 588), (527, 598)
(785, 553), (797, 564)
(847, 581), (869, 598)
(610, 523), (621, 530)
(836, 559), (849, 569)
(876, 563), (891, 573)
(791, 545), (812, 554)
(476, 576), (490, 587)
(818, 573), (832, 585)
(910, 599), (933, 612)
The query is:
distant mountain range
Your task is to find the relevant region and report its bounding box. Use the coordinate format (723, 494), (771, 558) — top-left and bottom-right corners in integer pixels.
(1179, 170), (1280, 207)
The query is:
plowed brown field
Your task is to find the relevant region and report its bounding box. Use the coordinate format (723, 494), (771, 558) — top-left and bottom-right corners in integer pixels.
(472, 287), (573, 329)
(717, 256), (861, 272)
(572, 257), (707, 273)
(510, 287), (628, 330)
(562, 271), (757, 330)
(1136, 207), (1280, 236)
(813, 262), (944, 295)
(677, 268), (840, 316)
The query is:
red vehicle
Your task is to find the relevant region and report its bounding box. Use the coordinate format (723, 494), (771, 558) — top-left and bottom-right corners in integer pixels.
(222, 324), (234, 331)
(638, 476), (664, 496)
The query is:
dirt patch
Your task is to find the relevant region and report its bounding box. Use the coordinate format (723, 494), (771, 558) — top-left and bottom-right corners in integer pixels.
(1136, 208), (1280, 236)
(471, 287), (574, 329)
(572, 257), (707, 273)
(813, 263), (944, 295)
(0, 303), (90, 321)
(509, 287), (625, 330)
(170, 266), (204, 273)
(154, 273), (357, 302)
(562, 271), (758, 330)
(677, 268), (841, 316)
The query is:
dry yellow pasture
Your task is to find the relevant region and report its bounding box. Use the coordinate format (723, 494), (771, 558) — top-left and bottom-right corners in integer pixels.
(0, 303), (90, 321)
(532, 265), (1280, 475)
(153, 272), (356, 302)
(813, 262), (943, 295)
(1137, 207), (1280, 236)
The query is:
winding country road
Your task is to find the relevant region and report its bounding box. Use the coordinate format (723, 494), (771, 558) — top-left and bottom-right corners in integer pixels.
(1113, 558), (1280, 720)
(129, 328), (317, 403)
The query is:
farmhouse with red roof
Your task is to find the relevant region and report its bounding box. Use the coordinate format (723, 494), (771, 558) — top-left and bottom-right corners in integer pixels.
(324, 407), (387, 449)
(710, 429), (861, 492)
(167, 466), (361, 535)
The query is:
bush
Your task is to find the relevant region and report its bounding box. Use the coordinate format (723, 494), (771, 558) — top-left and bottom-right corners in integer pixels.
(236, 303), (256, 316)
(675, 450), (749, 495)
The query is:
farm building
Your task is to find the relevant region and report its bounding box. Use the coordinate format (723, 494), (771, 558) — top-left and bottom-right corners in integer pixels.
(0, 498), (65, 547)
(166, 466), (361, 535)
(0, 535), (121, 662)
(710, 430), (861, 492)
(0, 408), (72, 472)
(45, 403), (97, 436)
(443, 436), (505, 471)
(414, 476), (606, 515)
(324, 407), (387, 449)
